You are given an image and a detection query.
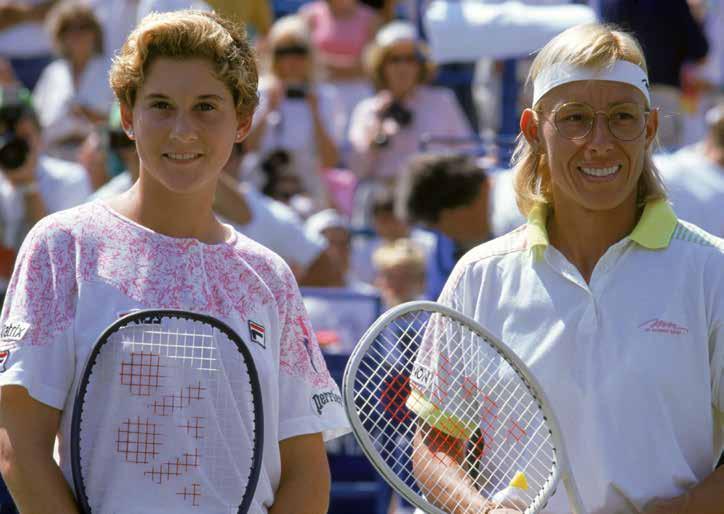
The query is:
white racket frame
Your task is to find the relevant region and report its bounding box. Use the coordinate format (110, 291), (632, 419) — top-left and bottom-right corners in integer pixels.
(342, 301), (586, 514)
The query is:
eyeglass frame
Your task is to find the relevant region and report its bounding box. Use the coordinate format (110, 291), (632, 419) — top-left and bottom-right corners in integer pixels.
(535, 101), (653, 142)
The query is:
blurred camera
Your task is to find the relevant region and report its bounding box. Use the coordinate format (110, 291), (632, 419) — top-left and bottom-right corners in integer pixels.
(380, 101), (413, 127)
(285, 85), (307, 100)
(0, 104), (30, 171)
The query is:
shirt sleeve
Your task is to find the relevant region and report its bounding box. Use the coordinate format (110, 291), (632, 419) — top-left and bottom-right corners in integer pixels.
(0, 218), (78, 409)
(274, 264), (350, 442)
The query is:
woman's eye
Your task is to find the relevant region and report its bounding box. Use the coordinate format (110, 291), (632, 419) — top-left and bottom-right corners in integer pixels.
(151, 101), (171, 110)
(197, 103), (215, 111)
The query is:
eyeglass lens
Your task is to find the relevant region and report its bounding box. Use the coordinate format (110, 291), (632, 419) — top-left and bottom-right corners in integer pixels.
(553, 102), (647, 141)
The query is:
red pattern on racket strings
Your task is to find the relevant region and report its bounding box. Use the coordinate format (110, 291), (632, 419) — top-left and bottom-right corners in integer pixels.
(380, 374), (413, 423)
(177, 483), (202, 507)
(119, 352), (165, 396)
(149, 382), (206, 416)
(144, 448), (201, 484)
(116, 417), (162, 464)
(178, 416), (206, 439)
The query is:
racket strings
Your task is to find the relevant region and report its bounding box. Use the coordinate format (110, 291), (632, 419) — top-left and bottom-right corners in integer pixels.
(350, 310), (558, 512)
(78, 316), (259, 513)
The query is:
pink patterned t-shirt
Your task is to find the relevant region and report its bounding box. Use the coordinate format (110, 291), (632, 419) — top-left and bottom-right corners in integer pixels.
(0, 201), (349, 513)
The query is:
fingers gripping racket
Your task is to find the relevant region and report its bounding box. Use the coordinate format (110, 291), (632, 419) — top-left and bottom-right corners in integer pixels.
(342, 301), (586, 514)
(71, 310), (264, 514)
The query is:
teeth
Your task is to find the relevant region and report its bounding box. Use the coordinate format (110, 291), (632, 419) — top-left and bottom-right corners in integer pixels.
(580, 165), (619, 177)
(166, 153), (199, 160)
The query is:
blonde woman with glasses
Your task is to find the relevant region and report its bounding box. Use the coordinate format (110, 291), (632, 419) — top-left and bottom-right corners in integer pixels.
(408, 23), (724, 514)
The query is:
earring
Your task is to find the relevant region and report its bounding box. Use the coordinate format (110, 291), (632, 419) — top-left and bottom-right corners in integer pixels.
(127, 128), (134, 138)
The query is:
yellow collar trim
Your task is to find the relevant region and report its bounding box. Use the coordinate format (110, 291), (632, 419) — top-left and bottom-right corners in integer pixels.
(526, 199), (677, 257)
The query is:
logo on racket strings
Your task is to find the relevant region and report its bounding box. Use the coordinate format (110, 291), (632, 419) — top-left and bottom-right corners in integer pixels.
(248, 320), (266, 348)
(311, 390), (342, 415)
(0, 321), (30, 342)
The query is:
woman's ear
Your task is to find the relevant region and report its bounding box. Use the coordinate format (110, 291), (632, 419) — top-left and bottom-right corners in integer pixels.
(119, 102), (135, 140)
(520, 108), (541, 150)
(644, 107), (659, 150)
(235, 114), (253, 143)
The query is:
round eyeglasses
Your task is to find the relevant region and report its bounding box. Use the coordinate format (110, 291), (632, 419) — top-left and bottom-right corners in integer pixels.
(543, 102), (651, 141)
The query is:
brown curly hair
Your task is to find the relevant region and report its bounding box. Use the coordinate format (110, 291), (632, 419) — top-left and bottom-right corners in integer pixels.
(109, 9), (259, 119)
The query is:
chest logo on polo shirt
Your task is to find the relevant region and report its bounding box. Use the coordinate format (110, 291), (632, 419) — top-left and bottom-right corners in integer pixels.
(248, 320), (266, 349)
(0, 350), (9, 372)
(0, 321), (30, 342)
(638, 318), (688, 336)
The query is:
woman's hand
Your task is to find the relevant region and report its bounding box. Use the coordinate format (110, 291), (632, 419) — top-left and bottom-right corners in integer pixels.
(642, 493), (690, 514)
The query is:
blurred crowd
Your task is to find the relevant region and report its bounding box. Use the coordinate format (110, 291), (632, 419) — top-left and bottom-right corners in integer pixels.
(0, 0), (722, 354)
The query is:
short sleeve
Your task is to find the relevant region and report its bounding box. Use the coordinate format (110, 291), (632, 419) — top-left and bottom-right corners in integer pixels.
(275, 265), (350, 442)
(0, 219), (78, 409)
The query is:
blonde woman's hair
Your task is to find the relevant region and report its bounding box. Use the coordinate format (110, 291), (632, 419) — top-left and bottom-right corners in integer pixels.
(267, 15), (317, 82)
(372, 239), (426, 278)
(512, 23), (667, 216)
(365, 34), (436, 91)
(47, 1), (104, 57)
(109, 10), (259, 118)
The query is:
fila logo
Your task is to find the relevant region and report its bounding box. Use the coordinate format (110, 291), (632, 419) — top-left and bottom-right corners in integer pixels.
(248, 320), (266, 349)
(1, 321), (30, 342)
(0, 350), (9, 372)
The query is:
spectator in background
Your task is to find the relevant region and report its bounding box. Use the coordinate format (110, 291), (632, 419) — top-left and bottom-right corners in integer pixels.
(655, 102), (724, 237)
(347, 21), (471, 222)
(244, 15), (344, 209)
(0, 87), (91, 292)
(205, 0), (274, 41)
(0, 0), (56, 91)
(216, 143), (344, 287)
(597, 0), (709, 149)
(350, 186), (434, 286)
(396, 153), (491, 300)
(32, 1), (113, 161)
(300, 0), (380, 132)
(372, 237), (426, 308)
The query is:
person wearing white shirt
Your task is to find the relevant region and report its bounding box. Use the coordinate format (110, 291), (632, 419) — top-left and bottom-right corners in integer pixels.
(0, 88), (92, 292)
(244, 15), (344, 209)
(0, 11), (348, 513)
(32, 2), (114, 160)
(654, 102), (724, 237)
(408, 23), (724, 514)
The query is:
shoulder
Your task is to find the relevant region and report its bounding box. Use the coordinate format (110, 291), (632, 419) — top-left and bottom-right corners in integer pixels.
(18, 202), (101, 259)
(670, 220), (724, 256)
(447, 227), (529, 288)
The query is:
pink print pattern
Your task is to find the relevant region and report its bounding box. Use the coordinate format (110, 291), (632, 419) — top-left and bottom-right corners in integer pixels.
(1, 202), (333, 389)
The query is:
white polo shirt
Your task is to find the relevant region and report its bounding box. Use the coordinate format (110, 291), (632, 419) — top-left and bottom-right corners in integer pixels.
(409, 200), (724, 513)
(0, 201), (349, 513)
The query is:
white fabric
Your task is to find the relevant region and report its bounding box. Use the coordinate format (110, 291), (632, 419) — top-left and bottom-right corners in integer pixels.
(0, 155), (92, 249)
(655, 147), (724, 237)
(532, 60), (651, 107)
(88, 171), (135, 201)
(423, 0), (596, 63)
(0, 201), (350, 513)
(0, 0), (52, 57)
(32, 56), (115, 146)
(414, 209), (724, 512)
(227, 186), (327, 271)
(84, 0), (143, 62)
(374, 20), (417, 47)
(489, 168), (525, 237)
(246, 81), (346, 205)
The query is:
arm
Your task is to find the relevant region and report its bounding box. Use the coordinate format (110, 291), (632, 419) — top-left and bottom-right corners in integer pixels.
(643, 467), (724, 514)
(269, 432), (330, 514)
(244, 83), (283, 153)
(0, 385), (79, 514)
(307, 91), (339, 169)
(297, 248), (344, 287)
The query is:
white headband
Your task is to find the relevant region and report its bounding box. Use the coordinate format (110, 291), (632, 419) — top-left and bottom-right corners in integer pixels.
(532, 60), (651, 107)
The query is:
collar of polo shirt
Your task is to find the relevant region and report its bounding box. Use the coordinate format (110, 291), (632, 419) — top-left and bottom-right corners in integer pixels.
(525, 199), (678, 259)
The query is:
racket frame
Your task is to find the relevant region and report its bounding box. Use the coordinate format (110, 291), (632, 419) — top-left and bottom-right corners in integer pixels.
(342, 300), (586, 514)
(70, 309), (264, 514)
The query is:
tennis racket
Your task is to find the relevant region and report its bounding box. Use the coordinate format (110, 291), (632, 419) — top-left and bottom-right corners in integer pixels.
(71, 310), (264, 514)
(342, 301), (586, 514)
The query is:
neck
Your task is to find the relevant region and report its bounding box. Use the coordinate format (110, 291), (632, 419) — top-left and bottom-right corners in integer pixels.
(110, 175), (227, 244)
(547, 193), (639, 283)
(70, 55), (90, 78)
